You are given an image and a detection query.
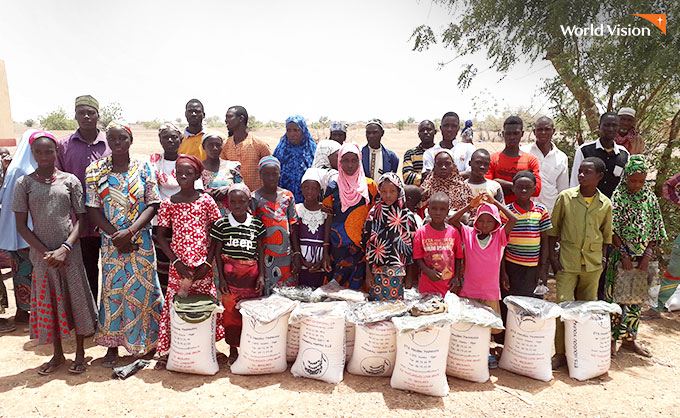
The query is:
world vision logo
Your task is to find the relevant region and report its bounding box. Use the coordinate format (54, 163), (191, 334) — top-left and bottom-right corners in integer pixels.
(560, 13), (667, 37)
(632, 14), (666, 35)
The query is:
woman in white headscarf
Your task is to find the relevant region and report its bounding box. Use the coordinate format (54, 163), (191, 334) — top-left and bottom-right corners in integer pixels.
(0, 129), (37, 331)
(312, 139), (341, 190)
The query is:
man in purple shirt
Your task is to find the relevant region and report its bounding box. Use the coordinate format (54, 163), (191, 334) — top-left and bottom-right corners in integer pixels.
(56, 95), (111, 302)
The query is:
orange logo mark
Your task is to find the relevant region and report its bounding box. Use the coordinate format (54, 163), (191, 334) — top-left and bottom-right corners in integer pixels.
(632, 14), (667, 35)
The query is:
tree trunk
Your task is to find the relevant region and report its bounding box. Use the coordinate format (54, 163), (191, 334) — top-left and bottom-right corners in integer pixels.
(546, 46), (600, 132)
(654, 108), (680, 197)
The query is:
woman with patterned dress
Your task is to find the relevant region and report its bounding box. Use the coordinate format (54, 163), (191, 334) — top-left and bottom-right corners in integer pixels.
(14, 131), (97, 374)
(154, 155), (224, 360)
(148, 122), (199, 290)
(421, 149), (474, 218)
(362, 173), (416, 300)
(321, 143), (378, 290)
(250, 156), (301, 295)
(201, 131), (242, 216)
(85, 121), (164, 367)
(605, 155), (666, 358)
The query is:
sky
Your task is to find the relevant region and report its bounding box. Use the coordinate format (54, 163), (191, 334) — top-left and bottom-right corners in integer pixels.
(0, 0), (556, 124)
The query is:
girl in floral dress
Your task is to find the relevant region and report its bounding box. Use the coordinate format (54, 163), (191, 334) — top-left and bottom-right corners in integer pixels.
(154, 154), (224, 360)
(362, 173), (417, 300)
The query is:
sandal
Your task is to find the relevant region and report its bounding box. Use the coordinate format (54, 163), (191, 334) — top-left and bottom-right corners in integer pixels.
(37, 358), (65, 375)
(0, 321), (16, 333)
(68, 362), (87, 374)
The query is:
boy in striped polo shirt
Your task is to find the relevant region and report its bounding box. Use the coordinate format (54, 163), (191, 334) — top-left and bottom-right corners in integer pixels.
(503, 170), (552, 297)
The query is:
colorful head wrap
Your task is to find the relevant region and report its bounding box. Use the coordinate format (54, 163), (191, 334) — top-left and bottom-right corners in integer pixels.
(366, 118), (384, 131)
(337, 142), (370, 212)
(421, 149), (473, 211)
(106, 120), (133, 138)
(259, 155), (281, 171)
(158, 122), (181, 135)
(330, 122), (348, 133)
(611, 155), (666, 255)
(176, 154), (204, 174)
(228, 182), (251, 197)
(273, 115), (317, 202)
(365, 172), (414, 272)
(75, 95), (99, 112)
(28, 130), (57, 146)
(202, 130), (226, 145)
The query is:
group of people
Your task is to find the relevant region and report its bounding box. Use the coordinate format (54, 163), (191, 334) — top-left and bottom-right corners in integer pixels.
(0, 95), (678, 376)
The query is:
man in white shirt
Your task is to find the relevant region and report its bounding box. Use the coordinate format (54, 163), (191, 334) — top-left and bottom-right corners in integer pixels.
(521, 116), (569, 213)
(423, 111), (475, 174)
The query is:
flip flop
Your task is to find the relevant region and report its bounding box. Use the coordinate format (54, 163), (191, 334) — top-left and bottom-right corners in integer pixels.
(68, 361), (87, 374)
(0, 322), (16, 333)
(37, 360), (64, 376)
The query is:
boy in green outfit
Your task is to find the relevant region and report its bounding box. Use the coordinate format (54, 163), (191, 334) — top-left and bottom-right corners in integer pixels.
(548, 157), (613, 369)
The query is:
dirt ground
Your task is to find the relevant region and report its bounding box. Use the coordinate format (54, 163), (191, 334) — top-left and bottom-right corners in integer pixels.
(2, 125), (680, 417)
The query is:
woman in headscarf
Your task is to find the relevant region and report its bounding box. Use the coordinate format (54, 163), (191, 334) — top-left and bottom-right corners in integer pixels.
(201, 130), (242, 215)
(272, 115), (317, 203)
(251, 156), (301, 295)
(362, 173), (416, 300)
(461, 120), (474, 143)
(0, 129), (37, 332)
(321, 143), (379, 289)
(149, 122), (194, 290)
(85, 121), (164, 367)
(312, 139), (341, 190)
(606, 155), (666, 358)
(421, 149), (474, 216)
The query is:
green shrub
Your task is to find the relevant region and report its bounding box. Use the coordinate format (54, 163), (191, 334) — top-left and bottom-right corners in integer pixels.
(248, 116), (263, 130)
(395, 120), (407, 131)
(24, 119), (34, 127)
(142, 119), (162, 130)
(40, 108), (78, 130)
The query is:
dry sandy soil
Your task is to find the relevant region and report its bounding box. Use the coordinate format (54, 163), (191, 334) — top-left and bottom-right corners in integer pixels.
(1, 125), (680, 417)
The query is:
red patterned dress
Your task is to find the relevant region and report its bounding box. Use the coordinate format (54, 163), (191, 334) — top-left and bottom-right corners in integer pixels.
(156, 193), (224, 355)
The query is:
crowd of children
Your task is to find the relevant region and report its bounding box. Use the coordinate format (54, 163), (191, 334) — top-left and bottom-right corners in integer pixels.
(0, 110), (677, 377)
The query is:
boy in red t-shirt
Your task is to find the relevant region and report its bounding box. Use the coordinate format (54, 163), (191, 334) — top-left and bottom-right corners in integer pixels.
(485, 116), (541, 203)
(413, 192), (463, 296)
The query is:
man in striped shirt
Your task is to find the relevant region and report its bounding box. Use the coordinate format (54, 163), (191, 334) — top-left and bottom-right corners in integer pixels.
(503, 170), (552, 298)
(402, 120), (436, 186)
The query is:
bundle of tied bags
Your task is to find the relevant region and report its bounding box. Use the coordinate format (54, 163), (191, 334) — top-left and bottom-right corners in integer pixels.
(166, 281), (623, 396)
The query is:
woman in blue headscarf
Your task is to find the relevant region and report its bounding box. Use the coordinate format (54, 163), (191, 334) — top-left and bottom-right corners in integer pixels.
(273, 115), (317, 202)
(461, 120), (474, 143)
(0, 129), (37, 331)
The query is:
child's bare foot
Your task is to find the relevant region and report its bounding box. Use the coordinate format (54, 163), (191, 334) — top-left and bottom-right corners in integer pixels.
(154, 355), (168, 370)
(227, 347), (238, 366)
(38, 354), (65, 375)
(101, 347), (119, 368)
(0, 318), (16, 333)
(641, 309), (661, 319)
(14, 309), (29, 324)
(610, 341), (618, 357)
(620, 340), (651, 357)
(551, 354), (567, 369)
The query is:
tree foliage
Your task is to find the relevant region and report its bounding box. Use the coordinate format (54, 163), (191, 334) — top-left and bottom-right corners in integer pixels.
(99, 102), (124, 128)
(412, 0), (680, 253)
(39, 108), (78, 130)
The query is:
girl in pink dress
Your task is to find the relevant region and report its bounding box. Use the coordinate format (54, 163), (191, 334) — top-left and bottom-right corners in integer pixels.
(154, 154), (224, 361)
